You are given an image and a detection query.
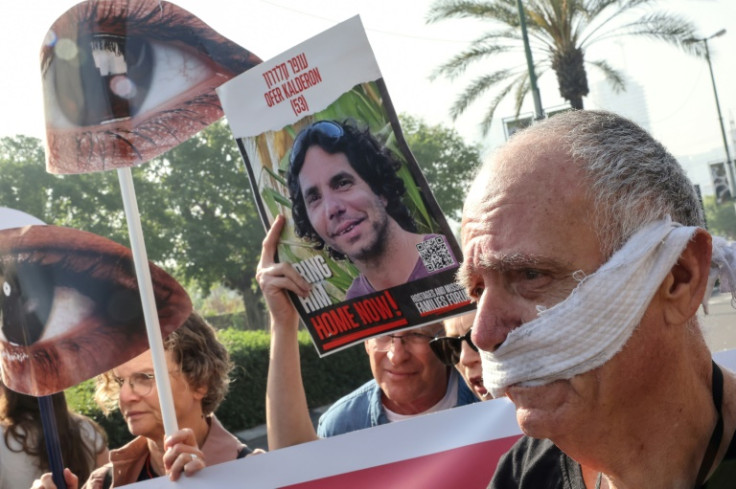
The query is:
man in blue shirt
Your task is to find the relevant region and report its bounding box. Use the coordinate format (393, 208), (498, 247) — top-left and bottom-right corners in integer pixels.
(257, 215), (476, 449)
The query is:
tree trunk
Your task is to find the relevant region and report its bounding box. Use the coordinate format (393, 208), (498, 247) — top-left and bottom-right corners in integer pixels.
(552, 46), (588, 110)
(240, 285), (268, 330)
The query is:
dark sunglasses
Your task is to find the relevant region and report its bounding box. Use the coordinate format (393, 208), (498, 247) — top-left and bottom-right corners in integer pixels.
(289, 120), (344, 165)
(429, 329), (478, 366)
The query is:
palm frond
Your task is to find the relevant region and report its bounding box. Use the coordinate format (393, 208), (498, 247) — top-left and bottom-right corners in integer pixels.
(449, 69), (518, 119)
(431, 42), (514, 80)
(426, 0), (519, 26)
(479, 80), (520, 135)
(513, 73), (531, 115)
(597, 13), (703, 56)
(588, 59), (626, 93)
(426, 0), (710, 136)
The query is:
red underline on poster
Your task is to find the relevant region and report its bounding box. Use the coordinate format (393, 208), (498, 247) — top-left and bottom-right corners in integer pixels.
(419, 300), (473, 317)
(322, 319), (409, 351)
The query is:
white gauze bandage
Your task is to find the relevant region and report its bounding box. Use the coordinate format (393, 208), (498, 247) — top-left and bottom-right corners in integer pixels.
(481, 217), (699, 398)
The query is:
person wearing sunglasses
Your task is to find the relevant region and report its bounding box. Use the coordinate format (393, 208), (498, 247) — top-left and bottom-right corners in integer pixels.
(32, 312), (259, 489)
(430, 312), (490, 400)
(258, 216), (476, 449)
(286, 119), (457, 300)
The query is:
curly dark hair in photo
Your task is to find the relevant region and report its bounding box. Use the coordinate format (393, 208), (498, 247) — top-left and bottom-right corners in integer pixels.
(287, 120), (416, 260)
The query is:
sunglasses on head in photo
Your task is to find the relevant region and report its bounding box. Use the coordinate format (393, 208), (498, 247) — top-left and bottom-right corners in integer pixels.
(289, 120), (345, 165)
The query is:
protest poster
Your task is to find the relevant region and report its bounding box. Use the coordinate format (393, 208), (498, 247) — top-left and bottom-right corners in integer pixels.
(36, 0), (260, 435)
(0, 220), (192, 397)
(217, 16), (475, 356)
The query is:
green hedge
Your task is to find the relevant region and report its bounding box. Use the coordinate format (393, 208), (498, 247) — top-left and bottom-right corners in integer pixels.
(65, 328), (372, 449)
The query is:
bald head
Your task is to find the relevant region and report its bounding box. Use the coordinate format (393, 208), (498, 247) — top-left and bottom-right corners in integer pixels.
(464, 110), (702, 259)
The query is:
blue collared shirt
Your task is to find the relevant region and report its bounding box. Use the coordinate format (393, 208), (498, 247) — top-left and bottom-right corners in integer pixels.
(317, 369), (478, 437)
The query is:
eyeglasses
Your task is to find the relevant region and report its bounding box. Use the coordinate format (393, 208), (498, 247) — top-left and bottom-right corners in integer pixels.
(113, 372), (156, 397)
(367, 332), (436, 352)
(289, 120), (344, 165)
(429, 329), (478, 365)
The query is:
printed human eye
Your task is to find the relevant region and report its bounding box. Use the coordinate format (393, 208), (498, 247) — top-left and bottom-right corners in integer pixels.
(1, 271), (96, 347)
(41, 0), (261, 174)
(0, 225), (192, 396)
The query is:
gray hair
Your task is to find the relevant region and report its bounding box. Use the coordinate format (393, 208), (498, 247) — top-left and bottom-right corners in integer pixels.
(518, 110), (703, 258)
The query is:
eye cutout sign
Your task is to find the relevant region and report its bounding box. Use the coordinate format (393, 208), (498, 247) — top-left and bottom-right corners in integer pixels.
(41, 0), (262, 175)
(0, 224), (192, 396)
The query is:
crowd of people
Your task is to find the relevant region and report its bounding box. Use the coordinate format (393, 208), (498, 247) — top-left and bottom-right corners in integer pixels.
(27, 313), (260, 489)
(4, 109), (735, 489)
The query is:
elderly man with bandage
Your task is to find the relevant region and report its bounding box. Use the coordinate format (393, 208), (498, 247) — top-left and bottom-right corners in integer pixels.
(459, 110), (736, 489)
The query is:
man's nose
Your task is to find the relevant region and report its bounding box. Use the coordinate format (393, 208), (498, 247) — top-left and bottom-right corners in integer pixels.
(386, 338), (410, 364)
(324, 193), (346, 220)
(471, 288), (522, 353)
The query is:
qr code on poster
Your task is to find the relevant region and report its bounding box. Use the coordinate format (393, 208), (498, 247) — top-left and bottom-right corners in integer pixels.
(416, 236), (455, 273)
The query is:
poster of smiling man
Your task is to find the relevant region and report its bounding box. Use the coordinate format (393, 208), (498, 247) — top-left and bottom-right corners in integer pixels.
(217, 16), (475, 356)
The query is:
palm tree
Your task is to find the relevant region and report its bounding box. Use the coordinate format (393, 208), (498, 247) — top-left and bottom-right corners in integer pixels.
(426, 0), (703, 134)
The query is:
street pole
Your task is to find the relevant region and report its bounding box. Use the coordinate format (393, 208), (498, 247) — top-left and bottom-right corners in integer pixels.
(687, 30), (736, 197)
(516, 0), (544, 120)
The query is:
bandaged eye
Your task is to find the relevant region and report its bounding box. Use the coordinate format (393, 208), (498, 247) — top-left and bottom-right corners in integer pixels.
(41, 0), (261, 174)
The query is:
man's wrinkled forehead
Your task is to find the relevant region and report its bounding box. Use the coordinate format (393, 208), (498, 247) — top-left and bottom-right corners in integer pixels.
(406, 322), (443, 337)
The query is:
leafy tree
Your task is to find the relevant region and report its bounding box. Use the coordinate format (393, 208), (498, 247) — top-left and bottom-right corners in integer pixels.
(426, 0), (702, 133)
(0, 125), (268, 329)
(143, 121), (267, 330)
(704, 195), (736, 240)
(400, 115), (482, 222)
(0, 135), (132, 245)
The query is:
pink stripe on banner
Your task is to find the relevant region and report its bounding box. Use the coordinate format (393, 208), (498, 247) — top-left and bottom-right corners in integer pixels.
(281, 436), (521, 489)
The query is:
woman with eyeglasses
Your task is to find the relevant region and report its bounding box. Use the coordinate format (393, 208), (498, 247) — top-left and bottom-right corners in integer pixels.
(32, 312), (259, 489)
(430, 311), (490, 400)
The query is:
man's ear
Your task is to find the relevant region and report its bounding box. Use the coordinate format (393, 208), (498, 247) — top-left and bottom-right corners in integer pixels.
(660, 228), (712, 325)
